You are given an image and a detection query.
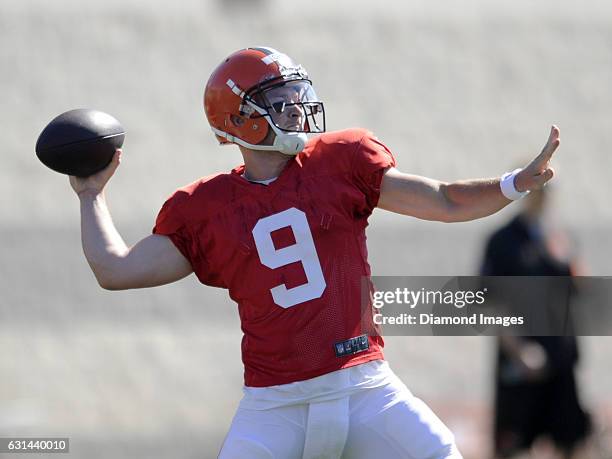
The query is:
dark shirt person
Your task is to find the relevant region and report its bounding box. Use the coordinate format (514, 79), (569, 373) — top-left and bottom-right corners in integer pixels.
(481, 188), (591, 458)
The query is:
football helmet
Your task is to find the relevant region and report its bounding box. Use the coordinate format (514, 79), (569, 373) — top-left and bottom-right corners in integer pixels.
(204, 47), (325, 155)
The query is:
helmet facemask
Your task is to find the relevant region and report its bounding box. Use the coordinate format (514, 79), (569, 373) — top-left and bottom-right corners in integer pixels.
(243, 79), (325, 155)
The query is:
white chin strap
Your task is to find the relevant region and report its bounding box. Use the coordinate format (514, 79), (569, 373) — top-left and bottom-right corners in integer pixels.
(272, 130), (308, 155)
(211, 126), (307, 155)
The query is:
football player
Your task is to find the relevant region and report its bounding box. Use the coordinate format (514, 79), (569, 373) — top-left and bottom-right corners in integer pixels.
(69, 47), (560, 458)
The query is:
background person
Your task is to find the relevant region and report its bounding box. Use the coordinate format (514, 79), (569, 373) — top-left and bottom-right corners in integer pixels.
(481, 187), (592, 458)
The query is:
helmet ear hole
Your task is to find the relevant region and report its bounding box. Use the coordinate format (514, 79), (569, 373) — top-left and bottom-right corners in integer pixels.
(230, 114), (246, 127)
(224, 113), (269, 145)
(243, 117), (270, 144)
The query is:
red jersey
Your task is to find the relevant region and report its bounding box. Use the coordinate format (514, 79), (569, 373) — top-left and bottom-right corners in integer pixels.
(153, 128), (396, 387)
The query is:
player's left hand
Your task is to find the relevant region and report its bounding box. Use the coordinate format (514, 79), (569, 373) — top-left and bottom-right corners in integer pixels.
(514, 125), (560, 192)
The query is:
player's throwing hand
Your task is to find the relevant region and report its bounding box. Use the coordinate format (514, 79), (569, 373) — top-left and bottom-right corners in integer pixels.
(69, 149), (122, 197)
(515, 125), (560, 192)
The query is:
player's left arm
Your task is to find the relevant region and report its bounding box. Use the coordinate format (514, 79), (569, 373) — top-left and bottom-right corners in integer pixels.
(377, 126), (560, 223)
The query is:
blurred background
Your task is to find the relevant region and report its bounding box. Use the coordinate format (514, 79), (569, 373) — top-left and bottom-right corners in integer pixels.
(1, 0), (611, 457)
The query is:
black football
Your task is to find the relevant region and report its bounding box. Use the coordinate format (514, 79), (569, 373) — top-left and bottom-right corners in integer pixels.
(36, 108), (125, 177)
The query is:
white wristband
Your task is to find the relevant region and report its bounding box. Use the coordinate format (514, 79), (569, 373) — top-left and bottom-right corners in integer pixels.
(500, 168), (529, 201)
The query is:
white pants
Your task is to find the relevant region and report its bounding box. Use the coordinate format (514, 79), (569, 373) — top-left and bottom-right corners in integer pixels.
(218, 372), (462, 459)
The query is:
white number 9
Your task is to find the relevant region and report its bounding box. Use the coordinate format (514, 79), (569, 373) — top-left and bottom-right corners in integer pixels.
(252, 207), (326, 308)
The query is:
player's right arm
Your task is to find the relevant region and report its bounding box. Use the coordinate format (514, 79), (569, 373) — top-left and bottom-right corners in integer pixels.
(69, 150), (193, 290)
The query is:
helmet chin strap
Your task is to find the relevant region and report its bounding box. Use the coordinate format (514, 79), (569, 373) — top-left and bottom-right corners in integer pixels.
(211, 125), (307, 155)
(270, 128), (307, 155)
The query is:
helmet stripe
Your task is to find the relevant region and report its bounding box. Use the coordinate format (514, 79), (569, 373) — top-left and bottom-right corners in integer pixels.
(226, 79), (245, 98)
(251, 46), (288, 65)
(251, 46), (279, 56)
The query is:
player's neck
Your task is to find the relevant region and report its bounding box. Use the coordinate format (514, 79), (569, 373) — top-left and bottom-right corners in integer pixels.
(239, 146), (293, 182)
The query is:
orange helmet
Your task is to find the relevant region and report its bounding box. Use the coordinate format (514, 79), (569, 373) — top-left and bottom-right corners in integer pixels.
(204, 47), (325, 155)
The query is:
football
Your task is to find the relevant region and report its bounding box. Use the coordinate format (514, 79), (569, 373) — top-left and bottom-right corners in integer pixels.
(36, 108), (125, 177)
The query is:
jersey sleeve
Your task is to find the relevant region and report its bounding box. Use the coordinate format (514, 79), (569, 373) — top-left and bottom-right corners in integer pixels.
(152, 191), (195, 267)
(352, 131), (397, 212)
